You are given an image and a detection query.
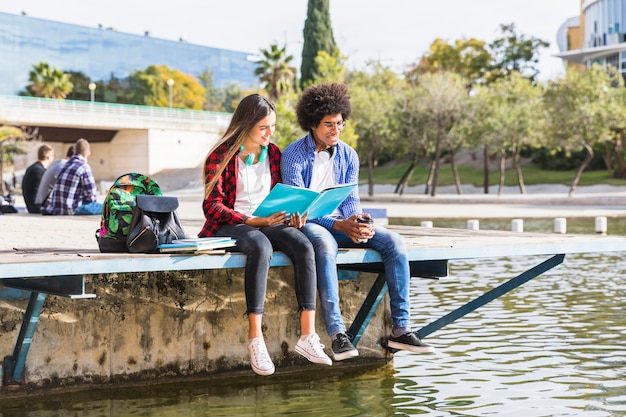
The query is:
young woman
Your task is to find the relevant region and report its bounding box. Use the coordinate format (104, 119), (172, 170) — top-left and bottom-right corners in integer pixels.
(199, 94), (332, 376)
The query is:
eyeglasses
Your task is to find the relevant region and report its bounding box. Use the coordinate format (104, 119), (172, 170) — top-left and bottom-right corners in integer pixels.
(321, 120), (346, 131)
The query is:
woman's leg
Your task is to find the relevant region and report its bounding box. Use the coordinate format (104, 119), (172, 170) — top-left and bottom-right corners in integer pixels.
(248, 313), (263, 339)
(262, 224), (331, 366)
(217, 224), (272, 316)
(262, 224), (316, 312)
(217, 224), (275, 375)
(300, 310), (315, 335)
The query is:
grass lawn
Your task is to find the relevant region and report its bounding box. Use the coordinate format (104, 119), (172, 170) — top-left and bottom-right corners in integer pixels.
(359, 163), (626, 188)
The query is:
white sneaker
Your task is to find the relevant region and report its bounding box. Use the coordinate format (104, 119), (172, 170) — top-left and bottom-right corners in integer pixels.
(295, 333), (332, 366)
(248, 337), (275, 376)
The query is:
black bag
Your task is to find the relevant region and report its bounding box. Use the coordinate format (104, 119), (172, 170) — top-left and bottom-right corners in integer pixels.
(126, 195), (186, 253)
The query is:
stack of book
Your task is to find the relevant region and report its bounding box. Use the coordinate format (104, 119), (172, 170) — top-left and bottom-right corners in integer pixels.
(158, 237), (237, 253)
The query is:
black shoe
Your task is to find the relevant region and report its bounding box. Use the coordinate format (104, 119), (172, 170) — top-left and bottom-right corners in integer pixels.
(388, 332), (435, 353)
(331, 332), (359, 361)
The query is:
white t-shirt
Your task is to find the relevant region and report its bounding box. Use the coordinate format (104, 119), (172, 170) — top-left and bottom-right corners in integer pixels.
(235, 158), (272, 215)
(310, 148), (340, 216)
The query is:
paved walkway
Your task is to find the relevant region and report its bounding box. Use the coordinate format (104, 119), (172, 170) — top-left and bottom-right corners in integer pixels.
(3, 184), (626, 252)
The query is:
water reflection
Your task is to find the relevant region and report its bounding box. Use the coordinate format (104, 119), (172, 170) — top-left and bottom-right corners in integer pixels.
(394, 252), (626, 416)
(1, 220), (626, 416)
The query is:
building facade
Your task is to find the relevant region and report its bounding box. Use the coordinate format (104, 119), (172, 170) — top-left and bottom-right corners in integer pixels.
(557, 0), (626, 76)
(0, 11), (258, 96)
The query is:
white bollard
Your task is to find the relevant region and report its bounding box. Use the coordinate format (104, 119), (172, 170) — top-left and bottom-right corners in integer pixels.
(467, 219), (480, 230)
(511, 219), (524, 233)
(554, 218), (567, 234)
(595, 216), (607, 235)
(420, 221), (433, 228)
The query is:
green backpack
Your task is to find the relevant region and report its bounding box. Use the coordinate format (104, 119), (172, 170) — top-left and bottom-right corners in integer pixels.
(96, 172), (162, 252)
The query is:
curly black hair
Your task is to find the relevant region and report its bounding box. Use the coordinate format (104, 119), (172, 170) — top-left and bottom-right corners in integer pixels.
(295, 82), (352, 132)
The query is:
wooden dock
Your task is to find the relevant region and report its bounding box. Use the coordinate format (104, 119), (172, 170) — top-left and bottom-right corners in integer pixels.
(2, 221), (626, 394)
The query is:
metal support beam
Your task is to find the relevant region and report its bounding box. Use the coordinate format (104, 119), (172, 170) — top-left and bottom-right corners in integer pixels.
(347, 273), (388, 347)
(417, 254), (565, 338)
(1, 275), (95, 299)
(341, 260), (447, 346)
(3, 291), (47, 384)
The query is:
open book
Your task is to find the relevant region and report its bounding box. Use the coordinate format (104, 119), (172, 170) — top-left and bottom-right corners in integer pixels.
(158, 237), (237, 253)
(252, 183), (357, 219)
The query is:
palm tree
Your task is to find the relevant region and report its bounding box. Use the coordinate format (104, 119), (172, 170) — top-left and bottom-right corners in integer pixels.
(254, 44), (296, 101)
(26, 62), (73, 99)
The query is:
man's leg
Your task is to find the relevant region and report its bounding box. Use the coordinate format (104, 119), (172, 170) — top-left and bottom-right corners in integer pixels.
(362, 226), (411, 330)
(74, 201), (103, 215)
(301, 223), (345, 337)
(302, 223), (358, 361)
(364, 225), (434, 353)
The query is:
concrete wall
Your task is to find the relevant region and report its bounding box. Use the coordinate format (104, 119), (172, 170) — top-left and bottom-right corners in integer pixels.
(91, 128), (221, 182)
(11, 128), (222, 185)
(0, 268), (391, 393)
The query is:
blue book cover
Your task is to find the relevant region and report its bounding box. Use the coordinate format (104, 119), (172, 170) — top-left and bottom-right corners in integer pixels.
(252, 183), (357, 219)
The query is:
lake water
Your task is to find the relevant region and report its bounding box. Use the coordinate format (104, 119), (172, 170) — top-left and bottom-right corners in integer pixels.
(1, 218), (625, 416)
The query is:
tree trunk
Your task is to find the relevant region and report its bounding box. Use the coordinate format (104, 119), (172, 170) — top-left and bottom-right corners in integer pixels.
(450, 147), (463, 195)
(498, 149), (506, 196)
(569, 143), (594, 197)
(424, 157), (435, 195)
(395, 152), (419, 195)
(612, 130), (626, 178)
(430, 126), (443, 197)
(483, 145), (490, 194)
(0, 141), (5, 195)
(602, 141), (614, 176)
(512, 146), (526, 194)
(367, 148), (375, 196)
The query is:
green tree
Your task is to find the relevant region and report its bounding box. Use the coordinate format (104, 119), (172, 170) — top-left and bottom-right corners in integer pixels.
(220, 82), (244, 113)
(408, 37), (491, 87)
(488, 23), (549, 83)
(406, 72), (467, 196)
(301, 0), (336, 89)
(198, 67), (226, 112)
(254, 43), (297, 101)
(272, 91), (302, 150)
(66, 71), (93, 101)
(313, 47), (347, 84)
(349, 62), (402, 196)
(24, 62), (73, 99)
(472, 73), (543, 194)
(544, 64), (625, 195)
(0, 126), (36, 195)
(127, 65), (206, 109)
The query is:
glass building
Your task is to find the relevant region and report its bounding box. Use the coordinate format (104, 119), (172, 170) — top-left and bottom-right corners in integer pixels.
(0, 11), (258, 96)
(557, 0), (626, 78)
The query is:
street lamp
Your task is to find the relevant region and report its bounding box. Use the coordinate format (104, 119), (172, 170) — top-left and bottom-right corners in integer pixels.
(167, 78), (175, 108)
(88, 82), (96, 102)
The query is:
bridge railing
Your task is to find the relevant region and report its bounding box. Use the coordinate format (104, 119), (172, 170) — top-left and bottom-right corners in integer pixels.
(0, 95), (232, 130)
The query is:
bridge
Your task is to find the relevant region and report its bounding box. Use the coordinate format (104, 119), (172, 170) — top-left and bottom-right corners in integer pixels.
(0, 95), (232, 183)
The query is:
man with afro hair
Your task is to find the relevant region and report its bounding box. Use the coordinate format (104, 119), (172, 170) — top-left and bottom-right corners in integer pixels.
(281, 82), (434, 361)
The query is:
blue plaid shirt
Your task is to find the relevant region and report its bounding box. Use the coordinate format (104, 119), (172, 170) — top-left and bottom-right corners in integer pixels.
(45, 154), (98, 215)
(280, 132), (362, 230)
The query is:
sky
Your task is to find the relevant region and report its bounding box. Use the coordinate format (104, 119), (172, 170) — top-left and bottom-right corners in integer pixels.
(1, 1), (582, 81)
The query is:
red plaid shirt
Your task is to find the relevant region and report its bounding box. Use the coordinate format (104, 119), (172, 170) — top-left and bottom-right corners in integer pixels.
(199, 142), (282, 237)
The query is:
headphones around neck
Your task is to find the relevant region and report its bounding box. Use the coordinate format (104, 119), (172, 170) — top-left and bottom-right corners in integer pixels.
(240, 145), (268, 166)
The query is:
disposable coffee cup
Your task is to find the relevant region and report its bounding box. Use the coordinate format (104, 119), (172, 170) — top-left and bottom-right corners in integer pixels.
(356, 217), (374, 243)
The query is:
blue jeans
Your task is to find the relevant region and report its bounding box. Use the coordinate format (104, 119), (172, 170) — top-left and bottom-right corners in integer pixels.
(301, 222), (411, 337)
(74, 201), (102, 215)
(216, 223), (317, 315)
